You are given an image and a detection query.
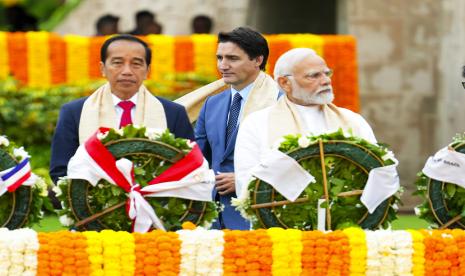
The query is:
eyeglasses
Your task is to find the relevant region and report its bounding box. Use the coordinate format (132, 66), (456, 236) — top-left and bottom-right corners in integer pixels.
(285, 69), (333, 81)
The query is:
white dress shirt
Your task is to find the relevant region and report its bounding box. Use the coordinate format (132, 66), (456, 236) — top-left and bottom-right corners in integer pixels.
(229, 82), (254, 125)
(234, 101), (377, 197)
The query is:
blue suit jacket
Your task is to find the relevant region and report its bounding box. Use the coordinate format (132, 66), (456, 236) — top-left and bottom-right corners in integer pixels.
(195, 89), (250, 230)
(49, 96), (194, 184)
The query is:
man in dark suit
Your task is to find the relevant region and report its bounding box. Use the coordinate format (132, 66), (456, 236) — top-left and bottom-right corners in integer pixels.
(50, 34), (193, 184)
(195, 27), (279, 229)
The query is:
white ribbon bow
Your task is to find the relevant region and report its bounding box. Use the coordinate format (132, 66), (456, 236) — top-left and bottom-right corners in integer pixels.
(422, 147), (465, 188)
(361, 158), (400, 213)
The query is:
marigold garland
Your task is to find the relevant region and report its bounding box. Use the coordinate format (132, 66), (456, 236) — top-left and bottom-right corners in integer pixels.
(451, 229), (465, 275)
(174, 36), (195, 72)
(0, 32), (9, 79)
(88, 36), (106, 79)
(146, 35), (175, 81)
(6, 228), (465, 275)
(264, 35), (292, 77)
(222, 229), (272, 275)
(327, 230), (351, 275)
(343, 227), (367, 275)
(281, 34), (324, 56)
(0, 32), (359, 112)
(134, 230), (181, 275)
(37, 231), (90, 276)
(421, 229), (460, 276)
(49, 33), (67, 84)
(26, 32), (51, 88)
(64, 35), (89, 83)
(267, 227), (303, 275)
(82, 231), (104, 276)
(407, 229), (426, 276)
(7, 32), (28, 84)
(100, 230), (135, 275)
(322, 35), (359, 112)
(191, 34), (218, 78)
(300, 230), (350, 275)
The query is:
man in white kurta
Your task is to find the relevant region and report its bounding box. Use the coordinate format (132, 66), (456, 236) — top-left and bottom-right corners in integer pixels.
(234, 48), (377, 196)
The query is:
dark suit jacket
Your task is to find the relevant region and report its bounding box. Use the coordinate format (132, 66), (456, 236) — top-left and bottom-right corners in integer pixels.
(49, 96), (194, 184)
(195, 88), (250, 230)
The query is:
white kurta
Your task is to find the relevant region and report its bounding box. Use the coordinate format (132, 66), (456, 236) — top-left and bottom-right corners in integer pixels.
(234, 103), (377, 197)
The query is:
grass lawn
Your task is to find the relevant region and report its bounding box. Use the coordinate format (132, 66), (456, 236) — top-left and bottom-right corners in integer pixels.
(31, 214), (431, 232)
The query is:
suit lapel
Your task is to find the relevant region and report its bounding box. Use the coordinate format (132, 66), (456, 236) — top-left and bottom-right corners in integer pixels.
(215, 89), (231, 155)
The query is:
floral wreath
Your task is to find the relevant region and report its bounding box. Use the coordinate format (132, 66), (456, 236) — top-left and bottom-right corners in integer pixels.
(56, 125), (217, 232)
(414, 133), (465, 229)
(234, 130), (402, 230)
(0, 135), (50, 229)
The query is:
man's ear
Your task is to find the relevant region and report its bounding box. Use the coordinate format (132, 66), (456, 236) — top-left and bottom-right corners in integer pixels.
(100, 61), (106, 77)
(255, 56), (264, 68)
(277, 76), (292, 94)
(146, 65), (151, 79)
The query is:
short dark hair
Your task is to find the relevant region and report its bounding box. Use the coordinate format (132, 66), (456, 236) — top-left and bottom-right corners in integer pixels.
(192, 15), (213, 34)
(100, 34), (151, 66)
(218, 27), (269, 70)
(136, 10), (155, 22)
(96, 14), (119, 29)
(96, 14), (119, 35)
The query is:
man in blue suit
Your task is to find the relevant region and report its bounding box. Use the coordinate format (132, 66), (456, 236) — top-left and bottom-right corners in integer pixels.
(50, 34), (193, 184)
(195, 27), (280, 229)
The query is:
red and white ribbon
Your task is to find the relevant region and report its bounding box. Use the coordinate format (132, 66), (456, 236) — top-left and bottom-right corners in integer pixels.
(0, 158), (36, 197)
(67, 128), (215, 232)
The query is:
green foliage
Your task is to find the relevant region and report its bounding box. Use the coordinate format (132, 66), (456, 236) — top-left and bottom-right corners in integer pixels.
(0, 0), (83, 31)
(240, 129), (401, 230)
(414, 133), (465, 228)
(0, 137), (52, 228)
(0, 192), (12, 225)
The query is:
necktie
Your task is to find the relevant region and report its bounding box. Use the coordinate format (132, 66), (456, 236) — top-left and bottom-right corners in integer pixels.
(118, 101), (135, 128)
(225, 93), (242, 144)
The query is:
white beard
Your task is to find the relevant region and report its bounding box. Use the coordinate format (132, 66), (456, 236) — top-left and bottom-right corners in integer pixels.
(291, 84), (334, 105)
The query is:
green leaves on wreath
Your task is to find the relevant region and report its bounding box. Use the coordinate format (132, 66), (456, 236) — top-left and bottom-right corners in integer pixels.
(56, 125), (218, 231)
(240, 129), (400, 230)
(413, 133), (465, 228)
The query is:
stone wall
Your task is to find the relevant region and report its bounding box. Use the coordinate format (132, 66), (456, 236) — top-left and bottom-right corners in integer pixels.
(54, 0), (248, 35)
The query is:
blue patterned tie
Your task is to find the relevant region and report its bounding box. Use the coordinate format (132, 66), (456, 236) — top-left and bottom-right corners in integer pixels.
(225, 93), (242, 145)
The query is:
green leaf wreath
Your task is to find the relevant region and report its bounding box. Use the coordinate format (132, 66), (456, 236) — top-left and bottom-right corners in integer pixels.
(414, 132), (465, 229)
(234, 129), (402, 230)
(0, 135), (52, 229)
(55, 125), (217, 231)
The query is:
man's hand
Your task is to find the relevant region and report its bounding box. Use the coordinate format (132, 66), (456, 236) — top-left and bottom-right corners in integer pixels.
(215, 172), (235, 195)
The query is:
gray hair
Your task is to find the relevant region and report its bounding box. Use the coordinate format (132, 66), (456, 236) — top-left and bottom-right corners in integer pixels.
(273, 48), (318, 83)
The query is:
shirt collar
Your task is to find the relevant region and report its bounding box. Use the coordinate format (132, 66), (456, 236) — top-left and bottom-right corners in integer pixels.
(112, 93), (138, 107)
(230, 82), (254, 102)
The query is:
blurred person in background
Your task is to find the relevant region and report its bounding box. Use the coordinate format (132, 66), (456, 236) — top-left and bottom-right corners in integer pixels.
(95, 14), (119, 36)
(129, 10), (162, 35)
(5, 5), (38, 31)
(191, 14), (213, 34)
